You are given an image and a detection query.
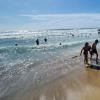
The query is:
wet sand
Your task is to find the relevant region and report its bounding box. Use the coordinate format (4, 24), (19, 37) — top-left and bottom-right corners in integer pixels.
(1, 51), (100, 100)
(32, 67), (100, 100)
(14, 58), (100, 100)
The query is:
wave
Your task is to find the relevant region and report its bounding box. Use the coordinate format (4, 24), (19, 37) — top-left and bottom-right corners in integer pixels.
(0, 37), (100, 55)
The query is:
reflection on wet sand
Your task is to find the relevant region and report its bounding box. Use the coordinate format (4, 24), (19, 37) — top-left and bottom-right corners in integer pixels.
(32, 67), (100, 100)
(1, 58), (100, 100)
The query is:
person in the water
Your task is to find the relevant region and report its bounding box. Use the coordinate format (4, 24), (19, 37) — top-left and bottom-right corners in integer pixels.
(90, 39), (99, 64)
(15, 44), (18, 46)
(36, 39), (39, 45)
(44, 38), (47, 43)
(59, 43), (62, 45)
(80, 42), (91, 65)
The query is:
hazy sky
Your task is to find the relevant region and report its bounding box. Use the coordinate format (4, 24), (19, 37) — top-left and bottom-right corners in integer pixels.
(0, 0), (100, 30)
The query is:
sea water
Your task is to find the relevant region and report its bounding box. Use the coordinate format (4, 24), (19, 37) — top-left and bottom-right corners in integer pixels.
(0, 28), (100, 77)
(0, 28), (100, 99)
(0, 28), (99, 66)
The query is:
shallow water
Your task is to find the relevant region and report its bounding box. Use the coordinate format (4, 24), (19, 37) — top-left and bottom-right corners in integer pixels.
(31, 67), (100, 100)
(0, 28), (100, 99)
(0, 28), (99, 66)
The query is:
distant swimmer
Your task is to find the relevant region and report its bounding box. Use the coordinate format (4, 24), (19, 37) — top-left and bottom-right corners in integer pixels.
(80, 42), (91, 65)
(90, 39), (99, 64)
(72, 34), (74, 37)
(36, 39), (39, 45)
(98, 29), (100, 34)
(44, 38), (47, 43)
(15, 44), (18, 46)
(59, 43), (62, 45)
(70, 33), (74, 38)
(89, 33), (92, 36)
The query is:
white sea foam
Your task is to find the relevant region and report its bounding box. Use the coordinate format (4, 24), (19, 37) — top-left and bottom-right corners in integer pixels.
(0, 28), (98, 39)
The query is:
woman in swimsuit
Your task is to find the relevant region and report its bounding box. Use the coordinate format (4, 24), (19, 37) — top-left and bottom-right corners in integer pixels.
(80, 42), (91, 65)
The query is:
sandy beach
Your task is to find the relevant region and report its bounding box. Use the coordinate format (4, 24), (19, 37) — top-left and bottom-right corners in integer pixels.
(0, 48), (100, 100)
(28, 50), (100, 100)
(32, 68), (100, 100)
(0, 0), (100, 99)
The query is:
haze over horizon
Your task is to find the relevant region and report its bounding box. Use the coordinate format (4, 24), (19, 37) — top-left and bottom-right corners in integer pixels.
(0, 0), (100, 30)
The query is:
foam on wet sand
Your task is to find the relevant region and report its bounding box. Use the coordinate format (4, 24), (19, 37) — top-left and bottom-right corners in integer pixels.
(1, 49), (100, 100)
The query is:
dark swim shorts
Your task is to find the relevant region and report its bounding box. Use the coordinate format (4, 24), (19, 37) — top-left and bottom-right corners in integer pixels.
(91, 49), (97, 55)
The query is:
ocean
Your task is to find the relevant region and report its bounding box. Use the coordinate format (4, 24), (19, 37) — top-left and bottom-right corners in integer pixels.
(0, 28), (99, 66)
(0, 28), (100, 99)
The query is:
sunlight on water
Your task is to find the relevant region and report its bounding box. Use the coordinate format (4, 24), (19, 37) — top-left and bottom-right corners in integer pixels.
(0, 28), (100, 100)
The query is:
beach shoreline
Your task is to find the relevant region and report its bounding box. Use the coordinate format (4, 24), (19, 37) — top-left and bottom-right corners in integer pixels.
(1, 48), (100, 100)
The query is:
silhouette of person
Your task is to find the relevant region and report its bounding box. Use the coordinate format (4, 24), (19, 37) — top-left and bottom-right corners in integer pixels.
(44, 38), (47, 43)
(72, 34), (74, 37)
(36, 39), (39, 45)
(15, 44), (18, 46)
(80, 42), (91, 65)
(90, 39), (99, 64)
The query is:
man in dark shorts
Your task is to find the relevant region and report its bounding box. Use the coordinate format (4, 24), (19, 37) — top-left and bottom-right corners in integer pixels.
(90, 39), (99, 64)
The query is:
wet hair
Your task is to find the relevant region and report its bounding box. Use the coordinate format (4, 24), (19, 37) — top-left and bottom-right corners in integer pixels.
(95, 39), (99, 43)
(85, 42), (89, 47)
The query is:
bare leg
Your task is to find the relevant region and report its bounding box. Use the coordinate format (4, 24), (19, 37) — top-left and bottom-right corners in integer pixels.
(86, 55), (88, 64)
(84, 58), (86, 64)
(90, 51), (92, 60)
(84, 54), (88, 64)
(96, 53), (98, 64)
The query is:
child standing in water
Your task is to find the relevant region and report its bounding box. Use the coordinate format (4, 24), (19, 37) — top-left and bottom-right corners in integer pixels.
(80, 42), (91, 65)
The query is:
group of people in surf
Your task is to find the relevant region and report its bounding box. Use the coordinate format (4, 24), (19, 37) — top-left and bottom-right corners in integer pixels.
(36, 38), (47, 45)
(80, 39), (99, 65)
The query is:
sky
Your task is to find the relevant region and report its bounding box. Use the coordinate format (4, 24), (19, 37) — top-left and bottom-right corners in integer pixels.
(0, 0), (100, 30)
